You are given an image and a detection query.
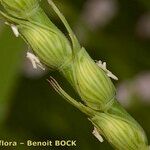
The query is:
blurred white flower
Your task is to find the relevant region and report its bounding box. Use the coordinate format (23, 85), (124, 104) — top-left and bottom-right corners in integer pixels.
(133, 72), (150, 102)
(136, 12), (150, 39)
(81, 0), (118, 30)
(117, 72), (150, 107)
(117, 81), (132, 107)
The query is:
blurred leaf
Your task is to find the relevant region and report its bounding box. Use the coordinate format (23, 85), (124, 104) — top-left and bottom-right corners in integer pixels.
(138, 0), (150, 10)
(0, 25), (24, 124)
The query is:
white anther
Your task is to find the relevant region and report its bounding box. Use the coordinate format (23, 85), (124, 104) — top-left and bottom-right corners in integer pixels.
(92, 127), (104, 143)
(11, 24), (19, 37)
(5, 22), (10, 26)
(96, 60), (118, 80)
(107, 71), (118, 80)
(26, 52), (45, 70)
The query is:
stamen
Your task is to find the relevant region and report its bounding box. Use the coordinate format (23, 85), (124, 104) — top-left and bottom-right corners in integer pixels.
(92, 127), (104, 143)
(96, 60), (118, 80)
(11, 24), (19, 37)
(5, 22), (10, 26)
(26, 52), (45, 70)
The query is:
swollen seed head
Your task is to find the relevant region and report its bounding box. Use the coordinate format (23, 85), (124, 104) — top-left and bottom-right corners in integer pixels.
(91, 112), (148, 150)
(19, 22), (72, 69)
(1, 0), (73, 69)
(72, 48), (116, 110)
(0, 0), (40, 18)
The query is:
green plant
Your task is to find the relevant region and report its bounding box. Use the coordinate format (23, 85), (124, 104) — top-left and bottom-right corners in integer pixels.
(0, 0), (149, 149)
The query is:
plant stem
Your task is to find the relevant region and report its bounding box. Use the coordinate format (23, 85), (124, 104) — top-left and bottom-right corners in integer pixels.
(0, 0), (149, 149)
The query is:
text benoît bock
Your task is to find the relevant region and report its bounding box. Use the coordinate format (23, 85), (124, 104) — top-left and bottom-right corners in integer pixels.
(0, 140), (77, 147)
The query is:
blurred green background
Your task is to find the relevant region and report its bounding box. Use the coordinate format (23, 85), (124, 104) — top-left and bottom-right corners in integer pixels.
(0, 0), (150, 149)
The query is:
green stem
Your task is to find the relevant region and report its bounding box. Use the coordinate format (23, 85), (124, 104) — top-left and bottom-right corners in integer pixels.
(0, 0), (149, 149)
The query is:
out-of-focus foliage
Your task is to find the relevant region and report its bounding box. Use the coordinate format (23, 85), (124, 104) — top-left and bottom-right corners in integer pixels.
(0, 25), (24, 124)
(0, 0), (149, 149)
